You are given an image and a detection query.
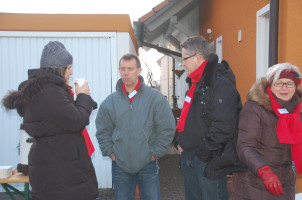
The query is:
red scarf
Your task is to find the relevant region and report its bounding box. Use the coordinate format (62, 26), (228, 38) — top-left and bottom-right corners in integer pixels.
(70, 90), (95, 157)
(266, 86), (302, 174)
(176, 61), (207, 132)
(122, 79), (140, 103)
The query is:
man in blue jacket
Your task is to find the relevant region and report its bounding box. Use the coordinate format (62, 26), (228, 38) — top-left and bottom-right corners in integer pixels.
(95, 53), (175, 200)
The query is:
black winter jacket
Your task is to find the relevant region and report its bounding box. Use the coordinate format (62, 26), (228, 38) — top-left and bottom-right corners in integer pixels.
(2, 69), (98, 200)
(176, 53), (246, 179)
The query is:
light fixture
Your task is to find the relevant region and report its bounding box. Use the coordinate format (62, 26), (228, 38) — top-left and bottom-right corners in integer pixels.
(205, 28), (212, 40)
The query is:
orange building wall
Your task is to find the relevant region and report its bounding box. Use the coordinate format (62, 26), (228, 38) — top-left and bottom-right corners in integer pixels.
(278, 0), (302, 68)
(200, 0), (269, 103)
(200, 0), (302, 193)
(298, 174), (302, 195)
(0, 13), (138, 52)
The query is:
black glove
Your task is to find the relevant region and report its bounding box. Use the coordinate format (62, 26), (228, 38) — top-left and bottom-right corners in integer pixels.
(92, 100), (98, 110)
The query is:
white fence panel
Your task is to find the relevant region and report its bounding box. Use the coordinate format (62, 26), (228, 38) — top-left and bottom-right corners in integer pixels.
(0, 31), (116, 189)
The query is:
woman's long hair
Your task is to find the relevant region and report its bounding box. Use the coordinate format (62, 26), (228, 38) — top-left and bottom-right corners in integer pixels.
(42, 67), (72, 90)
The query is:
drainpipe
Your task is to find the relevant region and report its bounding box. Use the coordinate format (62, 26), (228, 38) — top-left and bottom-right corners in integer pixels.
(172, 57), (178, 108)
(269, 0), (279, 67)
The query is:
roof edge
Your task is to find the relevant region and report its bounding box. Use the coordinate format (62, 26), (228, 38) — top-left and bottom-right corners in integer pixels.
(0, 13), (138, 52)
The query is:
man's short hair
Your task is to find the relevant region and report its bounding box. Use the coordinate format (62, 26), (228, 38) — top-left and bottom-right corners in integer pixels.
(180, 36), (211, 60)
(119, 53), (141, 68)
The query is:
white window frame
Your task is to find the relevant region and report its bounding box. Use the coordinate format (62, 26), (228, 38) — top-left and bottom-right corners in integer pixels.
(256, 4), (270, 80)
(216, 35), (223, 62)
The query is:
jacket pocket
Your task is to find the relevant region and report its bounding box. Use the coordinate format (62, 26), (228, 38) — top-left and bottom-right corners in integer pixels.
(58, 140), (81, 162)
(112, 128), (121, 143)
(113, 128), (152, 171)
(245, 170), (267, 191)
(142, 124), (153, 140)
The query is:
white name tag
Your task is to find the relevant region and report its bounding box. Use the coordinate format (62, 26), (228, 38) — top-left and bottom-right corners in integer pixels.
(185, 96), (191, 103)
(128, 90), (137, 99)
(278, 108), (289, 114)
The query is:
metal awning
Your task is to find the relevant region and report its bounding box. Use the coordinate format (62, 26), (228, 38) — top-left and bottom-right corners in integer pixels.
(134, 0), (202, 54)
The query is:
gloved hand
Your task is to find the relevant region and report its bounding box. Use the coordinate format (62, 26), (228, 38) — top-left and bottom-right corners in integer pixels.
(257, 165), (284, 196)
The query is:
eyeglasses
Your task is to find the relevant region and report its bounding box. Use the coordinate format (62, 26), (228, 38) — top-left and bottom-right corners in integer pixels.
(274, 81), (296, 88)
(182, 54), (196, 61)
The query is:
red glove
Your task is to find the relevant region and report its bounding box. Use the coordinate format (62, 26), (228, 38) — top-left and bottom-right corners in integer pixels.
(258, 165), (284, 196)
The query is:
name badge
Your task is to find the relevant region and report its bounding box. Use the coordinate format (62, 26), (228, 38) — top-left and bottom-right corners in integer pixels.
(278, 108), (289, 114)
(185, 96), (191, 103)
(128, 90), (137, 99)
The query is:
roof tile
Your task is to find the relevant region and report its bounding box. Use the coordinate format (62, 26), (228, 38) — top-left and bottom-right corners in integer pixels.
(139, 0), (170, 22)
(153, 0), (170, 12)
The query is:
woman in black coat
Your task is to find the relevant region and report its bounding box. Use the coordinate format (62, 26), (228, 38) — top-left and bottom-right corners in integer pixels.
(2, 41), (98, 200)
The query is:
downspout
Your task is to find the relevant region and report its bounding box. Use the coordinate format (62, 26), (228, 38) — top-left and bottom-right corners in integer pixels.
(172, 58), (178, 108)
(269, 0), (279, 67)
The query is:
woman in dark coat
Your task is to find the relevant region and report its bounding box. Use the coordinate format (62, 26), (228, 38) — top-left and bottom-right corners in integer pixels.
(2, 41), (98, 200)
(231, 63), (302, 200)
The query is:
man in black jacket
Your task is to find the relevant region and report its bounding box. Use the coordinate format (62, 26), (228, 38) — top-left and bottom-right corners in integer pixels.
(175, 36), (243, 200)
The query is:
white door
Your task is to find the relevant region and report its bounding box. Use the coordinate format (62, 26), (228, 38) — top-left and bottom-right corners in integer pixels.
(0, 31), (116, 189)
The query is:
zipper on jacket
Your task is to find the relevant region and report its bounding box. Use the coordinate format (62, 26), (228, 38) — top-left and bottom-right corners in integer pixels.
(121, 92), (133, 109)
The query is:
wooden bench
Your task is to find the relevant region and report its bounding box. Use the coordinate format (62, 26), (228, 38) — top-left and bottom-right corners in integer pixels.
(0, 172), (31, 200)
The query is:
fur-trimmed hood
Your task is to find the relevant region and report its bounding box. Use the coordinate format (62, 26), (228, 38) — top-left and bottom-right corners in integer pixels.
(247, 78), (302, 112)
(2, 69), (68, 111)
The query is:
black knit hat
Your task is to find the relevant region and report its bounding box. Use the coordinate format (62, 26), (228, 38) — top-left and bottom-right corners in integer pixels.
(40, 41), (73, 69)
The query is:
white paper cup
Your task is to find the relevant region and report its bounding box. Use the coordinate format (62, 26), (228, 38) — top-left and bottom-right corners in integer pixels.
(76, 78), (86, 87)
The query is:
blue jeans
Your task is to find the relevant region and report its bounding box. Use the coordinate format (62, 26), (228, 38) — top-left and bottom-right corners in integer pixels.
(180, 156), (229, 200)
(112, 160), (160, 200)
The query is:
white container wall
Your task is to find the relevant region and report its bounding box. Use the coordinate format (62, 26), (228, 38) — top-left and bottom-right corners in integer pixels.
(0, 31), (135, 189)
